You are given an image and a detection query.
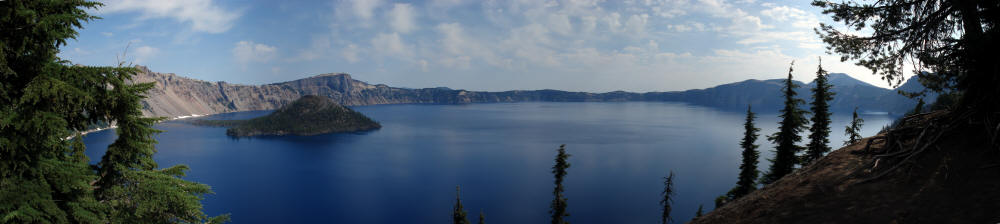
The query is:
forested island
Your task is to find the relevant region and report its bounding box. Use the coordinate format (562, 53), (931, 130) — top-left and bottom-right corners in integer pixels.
(194, 95), (381, 137)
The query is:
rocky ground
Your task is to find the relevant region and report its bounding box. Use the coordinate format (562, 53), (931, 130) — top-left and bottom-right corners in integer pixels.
(692, 111), (1000, 224)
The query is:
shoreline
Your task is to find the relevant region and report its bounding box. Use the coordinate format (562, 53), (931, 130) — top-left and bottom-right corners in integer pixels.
(67, 113), (209, 140)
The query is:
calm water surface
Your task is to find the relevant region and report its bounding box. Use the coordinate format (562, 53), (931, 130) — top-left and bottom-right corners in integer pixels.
(82, 102), (894, 223)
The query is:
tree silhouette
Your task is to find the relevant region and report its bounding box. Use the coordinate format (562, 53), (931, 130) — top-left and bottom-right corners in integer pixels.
(550, 144), (571, 224)
(478, 210), (485, 224)
(660, 171), (675, 224)
(804, 58), (835, 165)
(453, 186), (470, 224)
(695, 204), (704, 218)
(734, 105), (761, 197)
(763, 62), (810, 184)
(844, 107), (865, 146)
(813, 0), (999, 112)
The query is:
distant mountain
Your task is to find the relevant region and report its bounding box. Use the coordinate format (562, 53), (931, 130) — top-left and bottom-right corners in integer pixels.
(132, 66), (929, 118)
(193, 95), (380, 137)
(825, 73), (876, 88)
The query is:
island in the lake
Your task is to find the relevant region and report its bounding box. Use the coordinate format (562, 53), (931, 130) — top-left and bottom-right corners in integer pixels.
(193, 95), (381, 137)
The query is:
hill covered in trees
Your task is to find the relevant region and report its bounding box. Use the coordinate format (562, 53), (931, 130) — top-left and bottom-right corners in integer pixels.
(194, 95), (381, 137)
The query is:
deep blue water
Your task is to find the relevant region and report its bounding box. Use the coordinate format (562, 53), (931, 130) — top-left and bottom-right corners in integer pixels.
(82, 102), (894, 223)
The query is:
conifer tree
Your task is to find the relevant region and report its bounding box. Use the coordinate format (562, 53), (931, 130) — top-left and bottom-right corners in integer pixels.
(0, 1), (225, 223)
(695, 204), (704, 218)
(763, 62), (809, 184)
(814, 0), (999, 112)
(660, 171), (675, 224)
(453, 186), (470, 224)
(478, 210), (485, 224)
(844, 107), (864, 146)
(733, 105), (760, 198)
(804, 59), (835, 165)
(550, 144), (571, 224)
(911, 98), (926, 115)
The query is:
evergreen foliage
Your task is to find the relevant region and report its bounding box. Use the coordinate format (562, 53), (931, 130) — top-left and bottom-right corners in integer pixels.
(550, 144), (570, 224)
(804, 59), (835, 165)
(763, 62), (810, 184)
(193, 95), (381, 137)
(0, 1), (226, 223)
(660, 171), (675, 224)
(733, 105), (761, 198)
(478, 210), (485, 224)
(694, 204), (704, 218)
(813, 0), (1000, 112)
(717, 105), (762, 207)
(452, 186), (470, 224)
(844, 107), (864, 146)
(911, 98), (926, 115)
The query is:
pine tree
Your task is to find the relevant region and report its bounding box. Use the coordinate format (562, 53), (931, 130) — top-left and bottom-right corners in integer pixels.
(0, 1), (225, 223)
(814, 0), (999, 112)
(453, 186), (470, 224)
(694, 204), (704, 218)
(478, 210), (485, 224)
(733, 105), (760, 198)
(804, 59), (835, 165)
(763, 62), (809, 184)
(844, 107), (864, 146)
(911, 98), (925, 115)
(660, 171), (675, 224)
(550, 144), (571, 224)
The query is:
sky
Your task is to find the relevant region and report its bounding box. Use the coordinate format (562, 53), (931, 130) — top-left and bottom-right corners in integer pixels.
(58, 0), (905, 92)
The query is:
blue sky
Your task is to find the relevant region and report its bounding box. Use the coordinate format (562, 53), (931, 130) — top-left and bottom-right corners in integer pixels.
(58, 0), (900, 92)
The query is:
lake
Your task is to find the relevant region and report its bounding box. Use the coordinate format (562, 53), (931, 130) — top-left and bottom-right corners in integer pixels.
(82, 102), (894, 223)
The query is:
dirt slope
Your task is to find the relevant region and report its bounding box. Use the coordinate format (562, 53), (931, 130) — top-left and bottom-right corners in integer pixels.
(692, 112), (1000, 224)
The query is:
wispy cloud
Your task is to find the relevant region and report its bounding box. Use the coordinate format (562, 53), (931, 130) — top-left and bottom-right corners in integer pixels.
(101, 0), (241, 33)
(62, 0), (889, 90)
(133, 46), (159, 64)
(233, 41), (277, 65)
(388, 3), (417, 33)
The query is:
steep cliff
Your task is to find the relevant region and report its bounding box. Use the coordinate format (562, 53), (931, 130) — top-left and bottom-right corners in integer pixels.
(132, 66), (927, 118)
(133, 66), (298, 118)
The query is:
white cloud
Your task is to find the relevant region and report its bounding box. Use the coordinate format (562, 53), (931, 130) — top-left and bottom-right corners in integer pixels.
(431, 0), (466, 8)
(350, 0), (382, 20)
(419, 59), (429, 72)
(580, 16), (598, 33)
(370, 33), (412, 58)
(761, 6), (819, 29)
(133, 46), (159, 64)
(73, 48), (92, 55)
(101, 0), (241, 33)
(233, 41), (277, 64)
(341, 44), (362, 63)
(624, 14), (649, 35)
(297, 0), (886, 91)
(604, 12), (623, 32)
(388, 3), (417, 33)
(434, 23), (504, 68)
(547, 14), (573, 36)
(100, 32), (114, 37)
(292, 36), (332, 61)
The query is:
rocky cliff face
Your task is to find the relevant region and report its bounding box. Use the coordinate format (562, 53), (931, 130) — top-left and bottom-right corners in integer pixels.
(133, 66), (298, 118)
(133, 66), (926, 118)
(132, 66), (643, 118)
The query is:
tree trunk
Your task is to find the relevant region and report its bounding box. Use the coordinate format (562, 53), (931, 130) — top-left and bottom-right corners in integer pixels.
(955, 0), (999, 113)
